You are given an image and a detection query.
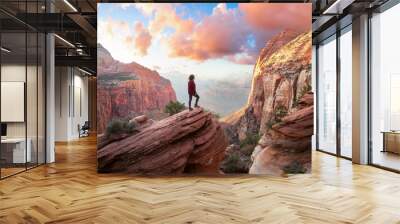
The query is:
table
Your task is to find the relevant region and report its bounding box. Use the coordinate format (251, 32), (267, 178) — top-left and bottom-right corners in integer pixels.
(381, 131), (400, 154)
(1, 138), (31, 164)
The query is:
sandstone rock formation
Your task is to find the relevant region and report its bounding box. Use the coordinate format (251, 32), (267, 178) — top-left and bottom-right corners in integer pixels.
(249, 92), (313, 175)
(97, 115), (154, 150)
(221, 30), (313, 175)
(97, 108), (229, 175)
(97, 44), (177, 134)
(222, 30), (312, 142)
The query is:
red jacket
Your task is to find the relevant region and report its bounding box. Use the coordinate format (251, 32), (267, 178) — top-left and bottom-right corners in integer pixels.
(188, 80), (196, 95)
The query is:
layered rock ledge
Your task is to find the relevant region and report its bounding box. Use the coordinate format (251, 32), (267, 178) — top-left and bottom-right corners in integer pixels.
(97, 108), (228, 175)
(249, 92), (313, 175)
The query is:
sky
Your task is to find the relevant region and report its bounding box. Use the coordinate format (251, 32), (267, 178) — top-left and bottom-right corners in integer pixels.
(97, 3), (311, 81)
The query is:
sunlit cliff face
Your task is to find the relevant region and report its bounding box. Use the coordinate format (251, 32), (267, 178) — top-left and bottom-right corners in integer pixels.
(265, 32), (312, 69)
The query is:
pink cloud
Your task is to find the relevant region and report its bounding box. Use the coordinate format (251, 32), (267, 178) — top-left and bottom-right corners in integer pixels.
(132, 3), (311, 64)
(238, 3), (311, 32)
(135, 4), (195, 34)
(133, 22), (152, 56)
(98, 18), (153, 59)
(227, 53), (257, 65)
(238, 3), (311, 62)
(165, 3), (251, 62)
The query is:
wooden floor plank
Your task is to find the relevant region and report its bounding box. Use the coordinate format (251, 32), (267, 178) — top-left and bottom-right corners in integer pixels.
(0, 136), (400, 223)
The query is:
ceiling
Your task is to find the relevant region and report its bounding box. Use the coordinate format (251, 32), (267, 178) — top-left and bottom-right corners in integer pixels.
(1, 0), (396, 73)
(0, 0), (97, 74)
(312, 0), (391, 43)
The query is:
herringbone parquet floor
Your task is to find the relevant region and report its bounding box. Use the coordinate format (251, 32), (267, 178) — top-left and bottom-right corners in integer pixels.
(1, 136), (400, 224)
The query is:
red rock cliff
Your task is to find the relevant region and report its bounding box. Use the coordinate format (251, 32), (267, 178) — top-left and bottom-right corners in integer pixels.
(97, 44), (177, 134)
(249, 92), (313, 175)
(223, 31), (312, 142)
(222, 31), (313, 175)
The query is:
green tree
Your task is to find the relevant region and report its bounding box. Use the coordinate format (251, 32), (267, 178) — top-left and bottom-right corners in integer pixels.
(164, 101), (186, 116)
(239, 133), (261, 148)
(274, 105), (288, 122)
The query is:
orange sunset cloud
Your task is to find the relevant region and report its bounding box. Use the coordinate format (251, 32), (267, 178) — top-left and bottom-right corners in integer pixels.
(238, 3), (311, 32)
(158, 3), (311, 64)
(100, 3), (311, 64)
(134, 22), (152, 56)
(166, 4), (250, 61)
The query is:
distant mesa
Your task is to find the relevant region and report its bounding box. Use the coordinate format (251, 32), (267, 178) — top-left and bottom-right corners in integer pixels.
(97, 44), (177, 134)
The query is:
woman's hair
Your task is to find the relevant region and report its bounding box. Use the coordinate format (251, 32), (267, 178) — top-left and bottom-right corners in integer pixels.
(189, 74), (195, 80)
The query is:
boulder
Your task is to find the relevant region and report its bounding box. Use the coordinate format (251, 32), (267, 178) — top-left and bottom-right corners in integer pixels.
(97, 108), (229, 175)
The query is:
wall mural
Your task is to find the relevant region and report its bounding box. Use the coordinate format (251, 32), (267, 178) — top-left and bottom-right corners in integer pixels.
(97, 3), (313, 175)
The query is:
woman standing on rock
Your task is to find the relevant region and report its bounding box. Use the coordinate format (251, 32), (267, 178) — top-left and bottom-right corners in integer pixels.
(188, 74), (200, 111)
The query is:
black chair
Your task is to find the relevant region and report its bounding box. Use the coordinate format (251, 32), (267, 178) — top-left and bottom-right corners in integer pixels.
(79, 121), (90, 138)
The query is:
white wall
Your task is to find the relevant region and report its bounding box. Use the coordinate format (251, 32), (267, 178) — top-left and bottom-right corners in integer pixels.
(1, 65), (33, 138)
(72, 73), (89, 138)
(55, 67), (89, 141)
(55, 67), (70, 141)
(1, 65), (26, 142)
(1, 63), (46, 164)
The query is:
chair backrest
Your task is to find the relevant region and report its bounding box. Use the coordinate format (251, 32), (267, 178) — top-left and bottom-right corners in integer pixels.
(82, 121), (90, 129)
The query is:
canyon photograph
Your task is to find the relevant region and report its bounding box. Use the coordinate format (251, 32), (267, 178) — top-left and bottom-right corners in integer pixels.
(97, 3), (312, 175)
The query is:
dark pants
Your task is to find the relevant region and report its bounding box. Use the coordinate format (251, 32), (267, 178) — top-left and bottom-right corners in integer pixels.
(189, 93), (200, 108)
